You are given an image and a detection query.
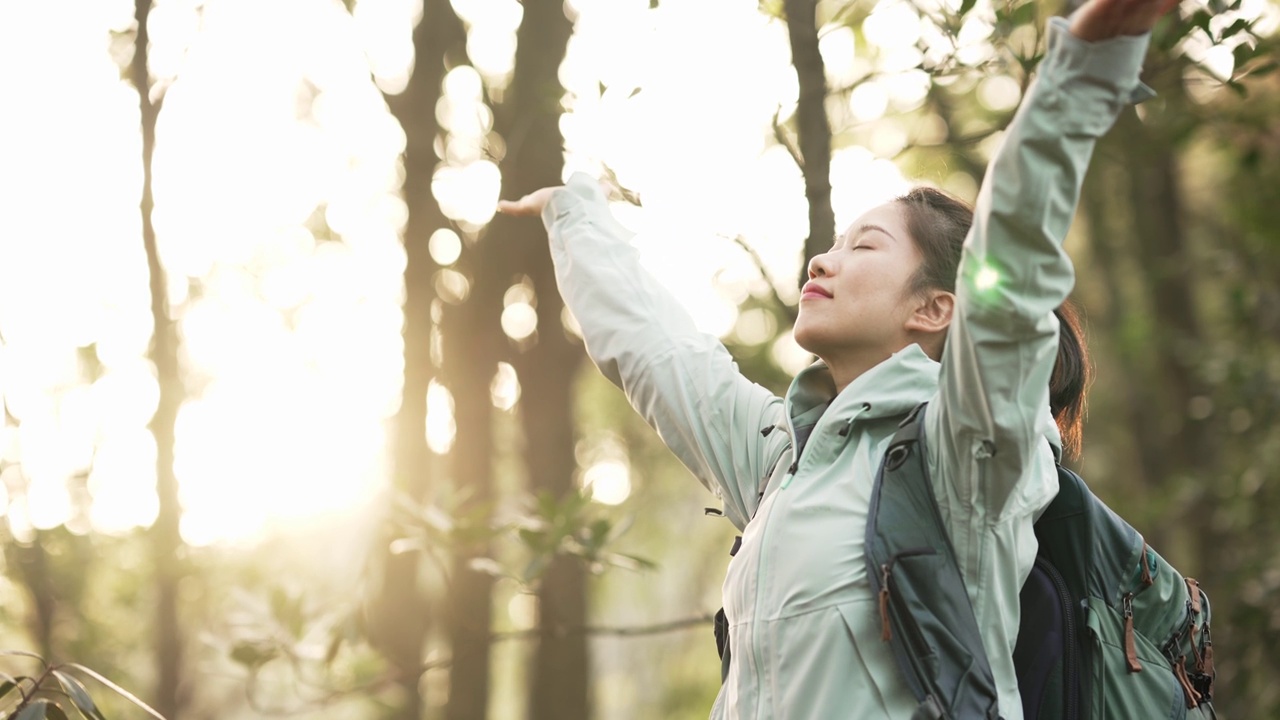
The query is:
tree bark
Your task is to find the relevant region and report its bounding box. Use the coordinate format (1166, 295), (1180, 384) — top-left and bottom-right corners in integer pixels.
(132, 0), (185, 716)
(489, 1), (583, 717)
(1112, 109), (1220, 562)
(439, 202), (506, 720)
(371, 0), (467, 717)
(783, 0), (835, 285)
(432, 15), (508, 720)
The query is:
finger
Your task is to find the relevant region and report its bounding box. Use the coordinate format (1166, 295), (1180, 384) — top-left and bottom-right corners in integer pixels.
(496, 199), (526, 215)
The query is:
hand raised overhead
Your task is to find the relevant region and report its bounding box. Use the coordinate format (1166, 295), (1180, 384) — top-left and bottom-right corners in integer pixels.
(496, 187), (560, 217)
(1069, 0), (1180, 42)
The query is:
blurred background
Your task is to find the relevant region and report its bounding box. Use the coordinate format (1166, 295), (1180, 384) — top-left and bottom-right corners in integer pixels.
(0, 0), (1276, 717)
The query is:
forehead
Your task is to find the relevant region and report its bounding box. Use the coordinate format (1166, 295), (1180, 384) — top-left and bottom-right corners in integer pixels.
(838, 201), (908, 242)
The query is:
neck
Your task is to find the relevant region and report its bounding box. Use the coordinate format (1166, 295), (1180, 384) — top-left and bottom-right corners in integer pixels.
(821, 350), (894, 395)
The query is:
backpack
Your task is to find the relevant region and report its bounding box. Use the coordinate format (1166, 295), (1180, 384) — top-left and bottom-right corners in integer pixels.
(865, 403), (1217, 719)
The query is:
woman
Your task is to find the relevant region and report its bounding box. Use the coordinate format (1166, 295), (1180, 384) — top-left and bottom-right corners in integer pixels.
(498, 0), (1175, 717)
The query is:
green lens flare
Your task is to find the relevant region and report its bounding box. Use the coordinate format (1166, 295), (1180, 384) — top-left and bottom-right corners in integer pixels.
(974, 265), (1001, 292)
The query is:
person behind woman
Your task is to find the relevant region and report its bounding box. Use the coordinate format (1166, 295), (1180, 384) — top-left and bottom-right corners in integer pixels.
(497, 0), (1175, 716)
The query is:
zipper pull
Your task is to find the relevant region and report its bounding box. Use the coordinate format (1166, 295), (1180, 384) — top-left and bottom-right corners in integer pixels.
(1189, 622), (1203, 670)
(1174, 657), (1202, 709)
(1123, 593), (1143, 673)
(1200, 625), (1214, 676)
(879, 564), (893, 642)
(1186, 578), (1201, 615)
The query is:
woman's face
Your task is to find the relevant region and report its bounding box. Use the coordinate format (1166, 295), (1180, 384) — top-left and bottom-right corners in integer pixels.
(793, 201), (925, 362)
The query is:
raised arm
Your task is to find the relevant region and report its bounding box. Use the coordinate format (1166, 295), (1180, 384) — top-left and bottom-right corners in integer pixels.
(927, 0), (1170, 519)
(500, 177), (787, 528)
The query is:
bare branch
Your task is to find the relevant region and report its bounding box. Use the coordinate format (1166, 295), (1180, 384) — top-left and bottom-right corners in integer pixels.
(492, 611), (717, 641)
(722, 234), (798, 324)
(601, 164), (643, 206)
(772, 107), (805, 170)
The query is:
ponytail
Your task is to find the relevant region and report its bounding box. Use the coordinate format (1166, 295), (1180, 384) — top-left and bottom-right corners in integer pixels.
(894, 188), (1093, 459)
(1050, 301), (1091, 460)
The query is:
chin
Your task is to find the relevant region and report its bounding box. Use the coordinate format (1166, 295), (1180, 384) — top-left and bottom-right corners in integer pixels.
(792, 324), (825, 356)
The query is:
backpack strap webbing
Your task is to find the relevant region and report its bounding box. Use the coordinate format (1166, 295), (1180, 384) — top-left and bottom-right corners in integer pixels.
(865, 402), (1003, 720)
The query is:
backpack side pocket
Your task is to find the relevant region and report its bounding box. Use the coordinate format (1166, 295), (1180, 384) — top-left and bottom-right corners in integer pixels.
(1084, 597), (1187, 720)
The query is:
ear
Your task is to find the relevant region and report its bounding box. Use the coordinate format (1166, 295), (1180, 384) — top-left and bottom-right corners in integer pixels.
(904, 290), (954, 335)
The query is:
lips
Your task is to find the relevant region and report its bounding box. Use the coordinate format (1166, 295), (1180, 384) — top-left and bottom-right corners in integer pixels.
(801, 282), (832, 300)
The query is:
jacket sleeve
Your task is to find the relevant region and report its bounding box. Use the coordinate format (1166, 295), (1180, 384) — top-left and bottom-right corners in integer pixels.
(541, 176), (787, 530)
(926, 18), (1152, 524)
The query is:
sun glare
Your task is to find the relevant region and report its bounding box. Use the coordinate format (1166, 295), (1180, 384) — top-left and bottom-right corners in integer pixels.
(0, 0), (927, 547)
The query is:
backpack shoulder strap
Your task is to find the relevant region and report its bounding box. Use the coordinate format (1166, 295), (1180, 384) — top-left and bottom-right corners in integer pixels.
(865, 402), (1002, 720)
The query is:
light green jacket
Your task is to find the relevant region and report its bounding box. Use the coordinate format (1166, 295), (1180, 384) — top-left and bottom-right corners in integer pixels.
(541, 18), (1151, 720)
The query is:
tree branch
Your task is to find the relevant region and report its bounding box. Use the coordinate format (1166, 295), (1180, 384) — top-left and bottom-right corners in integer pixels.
(722, 234), (798, 324)
(492, 612), (717, 642)
(772, 107), (805, 170)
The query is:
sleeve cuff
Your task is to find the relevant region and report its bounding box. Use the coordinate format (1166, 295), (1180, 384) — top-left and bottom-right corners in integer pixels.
(1043, 15), (1153, 103)
(541, 172), (607, 229)
(541, 172), (637, 247)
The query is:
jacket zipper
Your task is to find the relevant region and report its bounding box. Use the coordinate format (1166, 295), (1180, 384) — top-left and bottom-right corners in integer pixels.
(748, 444), (791, 720)
(752, 403), (865, 717)
(1038, 557), (1080, 720)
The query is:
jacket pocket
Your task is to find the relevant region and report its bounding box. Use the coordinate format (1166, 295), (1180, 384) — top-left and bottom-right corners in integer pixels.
(834, 600), (916, 717)
(1084, 597), (1187, 720)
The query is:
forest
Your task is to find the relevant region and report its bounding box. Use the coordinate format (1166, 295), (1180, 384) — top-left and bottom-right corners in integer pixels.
(0, 0), (1277, 717)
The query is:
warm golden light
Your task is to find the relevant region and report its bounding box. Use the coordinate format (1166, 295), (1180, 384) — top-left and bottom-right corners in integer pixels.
(0, 0), (928, 547)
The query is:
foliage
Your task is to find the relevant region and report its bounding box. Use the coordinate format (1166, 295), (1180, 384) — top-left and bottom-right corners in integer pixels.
(1, 0), (1277, 717)
(0, 650), (163, 719)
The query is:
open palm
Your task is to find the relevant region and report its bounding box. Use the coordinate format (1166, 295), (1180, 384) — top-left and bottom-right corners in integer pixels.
(496, 187), (560, 217)
(1070, 0), (1180, 42)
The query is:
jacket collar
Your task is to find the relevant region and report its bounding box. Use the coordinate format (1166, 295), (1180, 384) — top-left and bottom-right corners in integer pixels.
(782, 344), (940, 435)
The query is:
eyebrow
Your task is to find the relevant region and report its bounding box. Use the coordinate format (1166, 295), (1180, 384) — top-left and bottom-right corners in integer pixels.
(848, 223), (899, 243)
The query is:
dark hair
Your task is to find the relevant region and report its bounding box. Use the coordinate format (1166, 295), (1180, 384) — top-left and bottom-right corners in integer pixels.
(894, 186), (1091, 458)
(1049, 301), (1091, 459)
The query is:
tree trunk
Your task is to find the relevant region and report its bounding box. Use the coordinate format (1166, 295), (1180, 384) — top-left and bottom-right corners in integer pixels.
(439, 221), (506, 720)
(1112, 109), (1220, 564)
(371, 0), (467, 717)
(491, 0), (583, 717)
(783, 0), (835, 284)
(132, 0), (185, 716)
(435, 18), (508, 720)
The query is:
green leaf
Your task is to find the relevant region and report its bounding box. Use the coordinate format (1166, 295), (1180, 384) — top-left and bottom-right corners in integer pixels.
(44, 703), (69, 720)
(1233, 42), (1258, 70)
(1191, 10), (1213, 38)
(1009, 2), (1038, 29)
(0, 651), (46, 666)
(270, 588), (305, 639)
(324, 631), (344, 666)
(1249, 60), (1279, 77)
(0, 679), (18, 701)
(62, 664), (165, 720)
(517, 528), (547, 552)
(229, 640), (279, 668)
(610, 552), (658, 572)
(14, 700), (49, 720)
(958, 0), (977, 17)
(53, 670), (105, 720)
(1221, 18), (1251, 39)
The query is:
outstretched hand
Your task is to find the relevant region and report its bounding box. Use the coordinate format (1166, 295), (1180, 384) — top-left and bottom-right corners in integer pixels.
(1069, 0), (1180, 42)
(496, 187), (560, 217)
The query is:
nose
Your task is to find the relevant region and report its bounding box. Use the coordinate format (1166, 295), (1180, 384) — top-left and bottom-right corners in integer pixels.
(808, 252), (833, 280)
